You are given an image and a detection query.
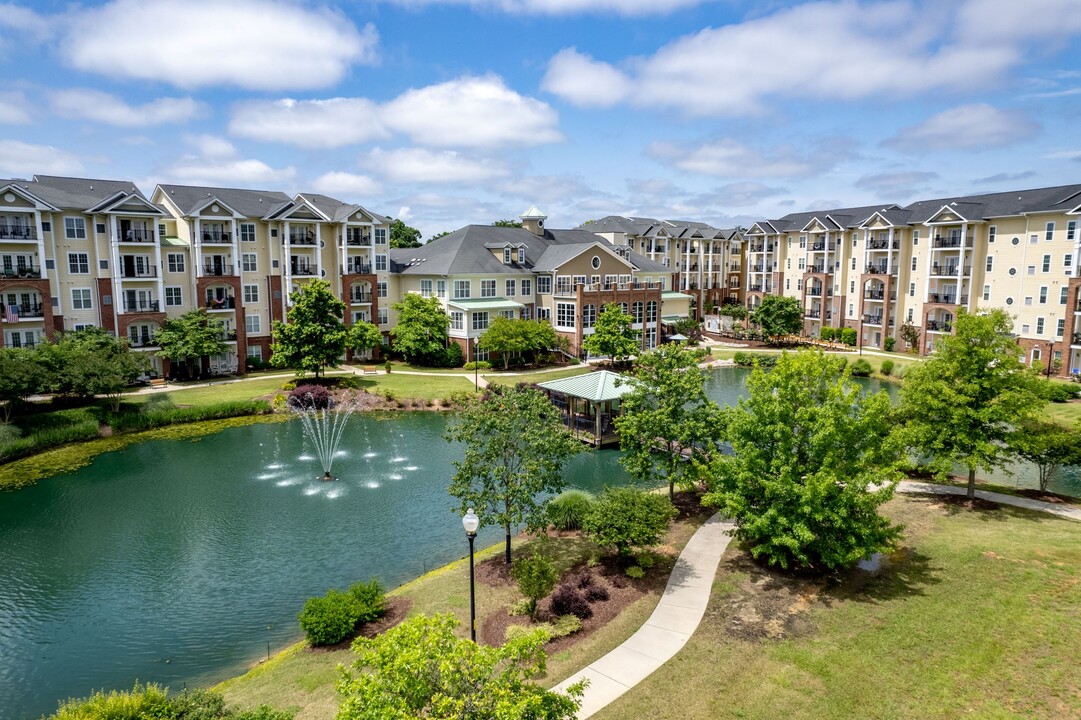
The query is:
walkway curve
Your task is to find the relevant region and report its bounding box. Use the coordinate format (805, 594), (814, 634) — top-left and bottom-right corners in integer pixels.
(554, 482), (1078, 718)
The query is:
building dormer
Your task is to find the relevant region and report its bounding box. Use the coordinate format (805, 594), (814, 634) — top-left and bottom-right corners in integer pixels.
(520, 205), (547, 236)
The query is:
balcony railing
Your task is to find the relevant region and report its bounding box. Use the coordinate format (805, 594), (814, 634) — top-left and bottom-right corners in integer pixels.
(927, 293), (968, 305)
(932, 235), (970, 249)
(0, 225), (36, 240)
(864, 290), (885, 300)
(129, 334), (156, 348)
(346, 262), (372, 275)
(118, 230), (153, 243)
(808, 264), (827, 274)
(863, 314), (883, 325)
(807, 288), (823, 297)
(930, 265), (970, 277)
(810, 241), (832, 251)
(805, 309), (832, 320)
(865, 265), (890, 275)
(867, 239), (899, 250)
(751, 265), (765, 272)
(0, 265), (41, 279)
(1073, 332), (1081, 346)
(201, 230), (232, 244)
(6, 302), (44, 318)
(927, 320), (952, 332)
(123, 300), (160, 313)
(206, 296), (236, 310)
(288, 231), (317, 245)
(350, 292), (373, 304)
(346, 232), (372, 246)
(291, 264), (317, 276)
(120, 267), (158, 279)
(202, 264), (235, 277)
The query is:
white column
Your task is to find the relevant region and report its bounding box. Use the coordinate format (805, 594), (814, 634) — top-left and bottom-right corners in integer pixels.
(283, 221), (292, 304)
(315, 224), (323, 279)
(231, 218), (239, 277)
(194, 218), (203, 278)
(109, 215), (122, 327)
(153, 220), (164, 310)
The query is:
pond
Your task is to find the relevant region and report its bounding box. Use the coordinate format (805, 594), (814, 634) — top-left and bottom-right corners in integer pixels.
(0, 368), (1076, 718)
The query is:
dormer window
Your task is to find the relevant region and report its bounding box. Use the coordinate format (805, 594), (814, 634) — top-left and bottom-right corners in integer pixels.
(517, 248), (525, 264)
(503, 247), (511, 264)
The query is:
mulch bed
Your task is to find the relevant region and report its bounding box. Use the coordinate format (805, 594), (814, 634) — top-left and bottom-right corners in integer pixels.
(307, 596), (413, 653)
(1014, 488), (1079, 505)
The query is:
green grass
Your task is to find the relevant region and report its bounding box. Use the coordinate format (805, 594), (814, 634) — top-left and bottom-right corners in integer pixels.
(1042, 399), (1081, 427)
(126, 377), (298, 406)
(592, 495), (1081, 720)
(357, 373), (476, 401)
(483, 365), (594, 386)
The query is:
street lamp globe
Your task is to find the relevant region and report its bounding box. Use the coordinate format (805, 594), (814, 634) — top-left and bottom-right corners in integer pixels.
(462, 508), (479, 536)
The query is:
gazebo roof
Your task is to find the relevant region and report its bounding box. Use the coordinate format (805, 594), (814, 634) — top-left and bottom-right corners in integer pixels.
(537, 370), (637, 402)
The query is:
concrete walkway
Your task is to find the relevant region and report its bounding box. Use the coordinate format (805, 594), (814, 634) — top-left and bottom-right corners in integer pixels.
(554, 514), (734, 718)
(897, 480), (1081, 522)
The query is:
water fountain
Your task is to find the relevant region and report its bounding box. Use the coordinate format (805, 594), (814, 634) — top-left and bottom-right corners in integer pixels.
(292, 395), (356, 480)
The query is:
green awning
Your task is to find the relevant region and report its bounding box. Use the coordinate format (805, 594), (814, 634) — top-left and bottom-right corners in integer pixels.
(537, 370), (637, 403)
(161, 236), (189, 247)
(661, 292), (693, 300)
(661, 315), (687, 323)
(448, 297), (524, 312)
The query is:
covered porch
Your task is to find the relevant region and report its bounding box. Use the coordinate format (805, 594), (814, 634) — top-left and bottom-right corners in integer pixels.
(536, 370), (636, 448)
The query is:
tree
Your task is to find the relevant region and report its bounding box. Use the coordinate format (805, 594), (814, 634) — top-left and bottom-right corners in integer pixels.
(42, 327), (149, 411)
(0, 347), (49, 422)
(154, 308), (229, 380)
(347, 320), (383, 357)
(899, 322), (921, 352)
(511, 553), (558, 620)
(616, 343), (718, 500)
(704, 351), (903, 572)
(1008, 419), (1081, 493)
(750, 295), (802, 340)
(478, 317), (559, 369)
(336, 614), (584, 720)
(899, 309), (1046, 499)
(446, 384), (581, 563)
(671, 317), (703, 343)
(428, 230), (452, 242)
(390, 294), (450, 365)
(581, 303), (638, 363)
(717, 302), (748, 321)
(582, 487), (677, 557)
(271, 279), (349, 378)
(389, 218), (422, 248)
(492, 219), (523, 228)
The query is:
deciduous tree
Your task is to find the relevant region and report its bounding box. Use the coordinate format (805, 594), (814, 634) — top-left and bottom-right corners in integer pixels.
(0, 347), (49, 422)
(42, 327), (149, 411)
(270, 279), (349, 378)
(446, 384), (581, 563)
(705, 350), (903, 572)
(389, 218), (422, 249)
(1008, 419), (1081, 493)
(347, 320), (383, 357)
(478, 317), (559, 369)
(581, 303), (638, 364)
(492, 219), (523, 228)
(390, 294), (450, 365)
(749, 294), (802, 340)
(154, 308), (229, 380)
(899, 309), (1046, 499)
(582, 487), (677, 557)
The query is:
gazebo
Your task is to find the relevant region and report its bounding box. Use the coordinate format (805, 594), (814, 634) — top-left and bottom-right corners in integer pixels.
(536, 370), (637, 447)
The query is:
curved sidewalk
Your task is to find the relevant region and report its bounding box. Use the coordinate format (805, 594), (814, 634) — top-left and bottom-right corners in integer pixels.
(897, 480), (1081, 522)
(554, 513), (734, 719)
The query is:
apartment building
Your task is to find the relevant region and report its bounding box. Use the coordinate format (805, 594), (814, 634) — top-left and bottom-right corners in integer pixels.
(390, 207), (687, 360)
(582, 216), (743, 311)
(745, 184), (1081, 378)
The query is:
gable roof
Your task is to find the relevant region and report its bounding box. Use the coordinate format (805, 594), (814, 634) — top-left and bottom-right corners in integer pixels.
(16, 175), (151, 212)
(537, 370), (637, 402)
(156, 183), (292, 218)
(582, 215), (739, 241)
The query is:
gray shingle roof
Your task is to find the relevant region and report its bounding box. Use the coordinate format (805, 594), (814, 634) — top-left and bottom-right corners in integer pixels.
(19, 175), (149, 211)
(157, 183), (291, 218)
(582, 215), (739, 240)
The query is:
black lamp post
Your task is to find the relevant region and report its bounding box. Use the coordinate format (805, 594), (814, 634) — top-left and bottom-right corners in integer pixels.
(462, 507), (479, 642)
(473, 338), (479, 391)
(1047, 340), (1055, 378)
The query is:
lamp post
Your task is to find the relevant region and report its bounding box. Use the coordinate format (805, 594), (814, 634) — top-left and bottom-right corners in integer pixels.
(462, 507), (479, 642)
(473, 338), (479, 391)
(1047, 340), (1055, 378)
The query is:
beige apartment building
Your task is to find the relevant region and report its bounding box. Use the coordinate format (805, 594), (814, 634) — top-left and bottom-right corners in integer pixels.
(745, 184), (1081, 378)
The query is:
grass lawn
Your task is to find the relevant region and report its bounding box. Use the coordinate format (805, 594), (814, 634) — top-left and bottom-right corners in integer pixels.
(593, 494), (1081, 720)
(1042, 399), (1081, 427)
(355, 372), (476, 402)
(216, 506), (711, 719)
(483, 365), (594, 386)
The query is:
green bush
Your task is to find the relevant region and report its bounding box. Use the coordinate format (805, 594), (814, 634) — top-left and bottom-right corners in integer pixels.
(1043, 382), (1081, 403)
(880, 360), (895, 376)
(546, 490), (594, 531)
(106, 400), (270, 433)
(850, 359), (873, 377)
(349, 579), (388, 623)
(281, 380), (298, 391)
(462, 360), (492, 371)
(625, 565), (645, 579)
(883, 337), (896, 352)
(0, 420), (100, 463)
(819, 327), (837, 342)
(511, 553), (558, 620)
(550, 614), (582, 637)
(443, 342), (465, 368)
(582, 487), (678, 557)
(505, 623), (550, 643)
(507, 598), (532, 616)
(732, 352), (777, 369)
(840, 327), (857, 346)
(298, 580), (386, 646)
(48, 683), (293, 720)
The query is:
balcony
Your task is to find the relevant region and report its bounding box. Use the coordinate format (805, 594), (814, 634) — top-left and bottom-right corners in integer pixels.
(128, 334), (157, 348)
(863, 314), (883, 325)
(1073, 332), (1081, 346)
(748, 284), (763, 292)
(808, 264), (827, 274)
(202, 263), (235, 277)
(864, 289), (885, 300)
(120, 267), (158, 279)
(0, 224), (36, 240)
(932, 235), (970, 249)
(123, 299), (160, 313)
(5, 302), (43, 319)
(927, 320), (952, 333)
(350, 292), (373, 304)
(805, 309), (832, 320)
(807, 288), (823, 297)
(201, 230), (232, 244)
(867, 238), (899, 250)
(864, 265), (890, 275)
(206, 296), (236, 310)
(346, 231), (372, 246)
(810, 241), (832, 251)
(345, 262), (372, 275)
(930, 265), (970, 278)
(291, 264), (317, 276)
(117, 229), (153, 243)
(288, 230), (317, 245)
(0, 265), (41, 279)
(927, 293), (967, 305)
(751, 265), (765, 272)
(216, 330), (238, 342)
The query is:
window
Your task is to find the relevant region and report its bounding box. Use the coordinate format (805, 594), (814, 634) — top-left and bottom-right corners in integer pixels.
(503, 247), (511, 264)
(68, 252), (89, 274)
(243, 284), (259, 303)
(646, 301), (658, 323)
(377, 281), (387, 298)
(165, 286), (183, 306)
(572, 275), (586, 288)
(168, 253), (185, 273)
(71, 288), (92, 310)
(1036, 317), (1045, 335)
(472, 311), (489, 331)
(907, 308), (913, 322)
(1057, 318), (1066, 336)
(632, 301), (644, 323)
(1030, 234), (1038, 244)
(521, 306), (532, 320)
(786, 258), (791, 269)
(520, 279), (531, 297)
(983, 284), (991, 301)
(786, 279), (790, 290)
(582, 304), (597, 328)
(158, 223), (166, 238)
(246, 314), (261, 334)
(378, 308), (388, 324)
(517, 248), (525, 264)
(851, 258), (856, 271)
(988, 226), (996, 243)
(1042, 254), (1052, 272)
(505, 279), (515, 297)
(1028, 265), (1036, 275)
(374, 228), (387, 245)
(1046, 221), (1055, 241)
(41, 221), (50, 232)
(911, 257), (917, 271)
(797, 279), (802, 291)
(985, 256), (994, 272)
(420, 279), (432, 297)
(240, 223), (256, 242)
(64, 217), (86, 239)
(909, 282), (915, 297)
(450, 311), (463, 331)
(437, 279), (446, 298)
(242, 253), (257, 272)
(454, 280), (471, 299)
(848, 303), (854, 316)
(247, 345), (263, 361)
(1066, 254), (1074, 274)
(849, 281), (854, 293)
(481, 280), (496, 297)
(375, 254), (387, 271)
(798, 258), (805, 270)
(913, 230), (919, 245)
(1062, 287), (1070, 304)
(1039, 286), (1048, 304)
(536, 276), (551, 294)
(1068, 221), (1077, 241)
(799, 235), (806, 249)
(555, 303), (575, 328)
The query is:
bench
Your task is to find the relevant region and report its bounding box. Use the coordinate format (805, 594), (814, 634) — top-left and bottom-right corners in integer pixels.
(149, 378), (167, 388)
(362, 365), (378, 375)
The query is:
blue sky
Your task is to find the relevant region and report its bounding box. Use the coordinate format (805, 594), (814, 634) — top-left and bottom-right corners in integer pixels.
(2, 0), (1081, 239)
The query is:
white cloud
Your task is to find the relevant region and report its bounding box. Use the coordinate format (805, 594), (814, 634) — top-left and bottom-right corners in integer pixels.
(51, 89), (205, 127)
(0, 4), (51, 50)
(310, 171), (382, 197)
(700, 182), (788, 207)
(230, 98), (387, 149)
(369, 147), (510, 184)
(884, 104), (1040, 152)
(541, 49), (632, 107)
(648, 138), (824, 179)
(855, 171), (939, 197)
(382, 75), (562, 148)
(543, 1), (1033, 115)
(0, 92), (31, 124)
(60, 0), (378, 90)
(955, 0), (1081, 44)
(161, 135), (296, 186)
(496, 174), (598, 204)
(0, 140), (83, 176)
(382, 0), (704, 15)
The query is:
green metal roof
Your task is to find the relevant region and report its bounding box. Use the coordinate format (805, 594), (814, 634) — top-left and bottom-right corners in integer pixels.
(448, 297), (524, 311)
(161, 236), (189, 247)
(537, 370), (637, 402)
(661, 314), (688, 322)
(661, 291), (693, 300)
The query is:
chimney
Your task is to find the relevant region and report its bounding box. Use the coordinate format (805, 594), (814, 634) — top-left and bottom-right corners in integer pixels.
(519, 205), (547, 236)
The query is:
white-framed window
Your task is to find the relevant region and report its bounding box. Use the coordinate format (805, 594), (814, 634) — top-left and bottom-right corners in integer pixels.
(375, 254), (387, 271)
(71, 288), (92, 310)
(243, 284), (259, 303)
(242, 253), (257, 272)
(240, 223), (256, 242)
(168, 253), (185, 273)
(1045, 221), (1055, 241)
(1062, 287), (1070, 304)
(798, 258), (805, 270)
(555, 302), (575, 329)
(985, 256), (993, 272)
(1039, 286), (1048, 304)
(646, 300), (658, 323)
(246, 314), (261, 334)
(1068, 221), (1077, 241)
(247, 344), (263, 360)
(520, 279), (531, 297)
(437, 279), (446, 298)
(377, 308), (388, 324)
(1065, 254), (1074, 274)
(913, 230), (920, 245)
(68, 252), (90, 274)
(911, 257), (917, 271)
(799, 235), (807, 249)
(374, 228), (387, 245)
(907, 308), (913, 322)
(450, 311), (464, 331)
(165, 286), (183, 306)
(420, 279), (432, 297)
(505, 279), (515, 297)
(454, 280), (470, 299)
(64, 217), (86, 239)
(517, 248), (525, 264)
(536, 276), (551, 294)
(499, 309), (515, 319)
(1057, 318), (1066, 336)
(475, 347), (489, 362)
(582, 304), (597, 328)
(1042, 254), (1052, 272)
(632, 301), (644, 323)
(377, 281), (387, 298)
(521, 306), (532, 321)
(988, 226), (996, 243)
(481, 280), (496, 297)
(1036, 317), (1045, 335)
(503, 247), (512, 264)
(983, 284), (991, 301)
(472, 311), (489, 331)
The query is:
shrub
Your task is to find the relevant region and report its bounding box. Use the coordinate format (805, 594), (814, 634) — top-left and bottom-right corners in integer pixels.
(443, 342), (464, 368)
(298, 580), (386, 646)
(105, 401), (270, 433)
(582, 487), (678, 557)
(576, 574), (594, 589)
(636, 551), (656, 570)
(141, 393), (176, 411)
(840, 327), (857, 346)
(272, 393), (288, 412)
(507, 598), (532, 617)
(1043, 382), (1081, 403)
(584, 583), (609, 602)
(550, 614), (583, 637)
(281, 380), (298, 391)
(511, 554), (558, 620)
(850, 358), (873, 377)
(48, 684), (293, 720)
(288, 384), (332, 410)
(546, 490), (594, 531)
(549, 583), (592, 620)
(625, 565), (645, 579)
(819, 327), (836, 342)
(880, 359), (895, 376)
(883, 337), (896, 352)
(348, 579), (387, 623)
(462, 360), (492, 371)
(505, 623), (551, 643)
